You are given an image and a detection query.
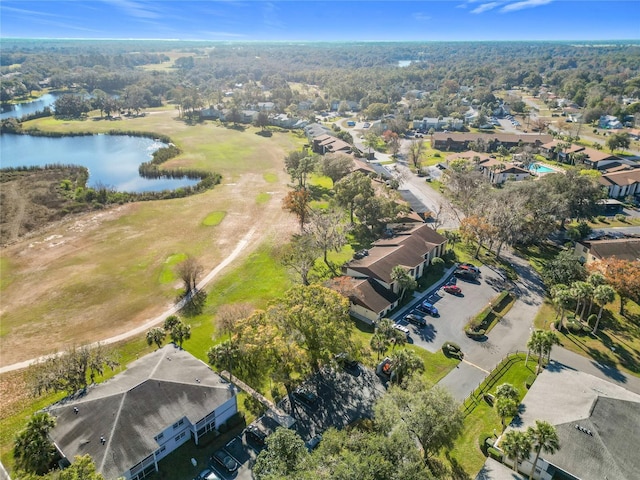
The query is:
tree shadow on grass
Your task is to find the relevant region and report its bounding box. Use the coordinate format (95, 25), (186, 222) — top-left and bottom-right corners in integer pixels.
(444, 452), (473, 480)
(308, 183), (333, 201)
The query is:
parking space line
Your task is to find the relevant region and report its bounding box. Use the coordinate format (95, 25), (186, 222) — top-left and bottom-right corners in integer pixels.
(461, 359), (490, 374)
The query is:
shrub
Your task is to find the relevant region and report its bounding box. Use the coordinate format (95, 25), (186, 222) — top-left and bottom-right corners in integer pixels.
(615, 213), (626, 222)
(525, 374), (537, 389)
(479, 433), (493, 455)
(487, 447), (503, 461)
(597, 215), (607, 222)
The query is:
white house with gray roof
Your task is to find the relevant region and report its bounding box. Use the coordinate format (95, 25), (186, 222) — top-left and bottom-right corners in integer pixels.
(498, 367), (640, 480)
(47, 345), (237, 480)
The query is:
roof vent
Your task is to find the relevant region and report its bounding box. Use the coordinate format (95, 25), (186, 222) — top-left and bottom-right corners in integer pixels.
(73, 407), (79, 414)
(574, 424), (593, 436)
(100, 436), (106, 445)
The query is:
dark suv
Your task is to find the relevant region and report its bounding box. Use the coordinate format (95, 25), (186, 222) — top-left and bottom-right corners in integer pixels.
(245, 424), (268, 446)
(293, 387), (318, 407)
(405, 313), (426, 326)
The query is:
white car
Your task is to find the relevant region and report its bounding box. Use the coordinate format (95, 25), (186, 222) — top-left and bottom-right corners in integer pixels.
(393, 323), (410, 338)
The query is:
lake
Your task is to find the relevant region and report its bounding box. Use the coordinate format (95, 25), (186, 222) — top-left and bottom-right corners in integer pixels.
(0, 93), (59, 120)
(0, 134), (200, 193)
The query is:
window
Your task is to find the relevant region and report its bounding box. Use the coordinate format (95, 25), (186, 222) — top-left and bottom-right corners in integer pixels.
(172, 419), (183, 429)
(155, 433), (164, 441)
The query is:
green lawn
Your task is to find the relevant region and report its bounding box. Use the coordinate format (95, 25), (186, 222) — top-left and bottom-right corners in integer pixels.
(534, 296), (640, 378)
(447, 353), (536, 477)
(201, 211), (226, 226)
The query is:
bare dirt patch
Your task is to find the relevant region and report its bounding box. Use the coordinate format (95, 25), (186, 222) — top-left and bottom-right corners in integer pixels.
(0, 167), (91, 246)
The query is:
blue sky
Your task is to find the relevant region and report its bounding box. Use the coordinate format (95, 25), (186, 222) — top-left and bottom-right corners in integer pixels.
(1, 1), (638, 42)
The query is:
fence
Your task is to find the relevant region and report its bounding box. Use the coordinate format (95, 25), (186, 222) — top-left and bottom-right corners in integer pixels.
(461, 350), (539, 417)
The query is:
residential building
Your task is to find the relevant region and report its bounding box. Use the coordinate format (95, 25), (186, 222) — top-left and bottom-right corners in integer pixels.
(573, 237), (640, 264)
(500, 367), (640, 480)
(312, 134), (352, 155)
(431, 132), (552, 152)
(47, 346), (237, 480)
(330, 276), (400, 324)
(413, 117), (464, 131)
(599, 115), (623, 129)
(343, 223), (447, 321)
(477, 158), (531, 185)
(598, 168), (640, 198)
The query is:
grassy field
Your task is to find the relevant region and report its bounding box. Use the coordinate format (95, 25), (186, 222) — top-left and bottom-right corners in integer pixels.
(1, 109), (305, 366)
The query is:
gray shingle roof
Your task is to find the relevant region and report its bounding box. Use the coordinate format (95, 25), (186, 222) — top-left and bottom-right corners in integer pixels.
(47, 345), (235, 480)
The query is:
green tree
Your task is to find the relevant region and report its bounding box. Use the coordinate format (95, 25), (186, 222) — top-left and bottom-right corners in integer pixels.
(605, 132), (630, 153)
(374, 377), (464, 460)
(254, 110), (269, 131)
(570, 280), (593, 320)
(59, 455), (107, 480)
(307, 208), (350, 272)
(526, 330), (559, 374)
(13, 412), (56, 475)
(334, 172), (374, 224)
(541, 250), (587, 287)
(29, 345), (119, 396)
(277, 233), (320, 285)
(495, 383), (519, 402)
(253, 427), (309, 479)
(390, 265), (417, 301)
(370, 333), (389, 361)
(527, 420), (560, 480)
(496, 396), (519, 430)
(407, 138), (425, 169)
(500, 430), (532, 473)
(145, 327), (166, 349)
(169, 320), (191, 348)
(163, 314), (180, 331)
(278, 284), (353, 371)
(388, 349), (424, 385)
(318, 153), (354, 184)
(591, 284), (616, 333)
(207, 340), (240, 377)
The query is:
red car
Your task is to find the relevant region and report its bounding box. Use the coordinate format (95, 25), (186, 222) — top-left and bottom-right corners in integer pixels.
(443, 285), (462, 295)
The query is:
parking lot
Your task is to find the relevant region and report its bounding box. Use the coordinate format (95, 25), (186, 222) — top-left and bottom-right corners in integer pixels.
(194, 366), (385, 480)
(393, 264), (510, 354)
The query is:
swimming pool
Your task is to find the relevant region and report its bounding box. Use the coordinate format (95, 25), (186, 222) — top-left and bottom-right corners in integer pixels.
(530, 163), (556, 173)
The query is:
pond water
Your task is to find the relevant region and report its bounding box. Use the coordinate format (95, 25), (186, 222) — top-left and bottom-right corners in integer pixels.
(0, 93), (59, 120)
(0, 134), (200, 193)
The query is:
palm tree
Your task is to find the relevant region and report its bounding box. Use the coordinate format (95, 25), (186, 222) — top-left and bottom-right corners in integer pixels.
(592, 284), (616, 334)
(526, 329), (546, 372)
(496, 397), (519, 430)
(501, 430), (532, 473)
(13, 412), (57, 475)
(146, 327), (166, 349)
(389, 349), (424, 384)
(170, 320), (191, 349)
(390, 265), (417, 301)
(551, 285), (573, 330)
(543, 330), (561, 363)
(495, 383), (519, 402)
(570, 281), (593, 321)
(527, 420), (560, 480)
(586, 272), (606, 315)
(370, 333), (389, 361)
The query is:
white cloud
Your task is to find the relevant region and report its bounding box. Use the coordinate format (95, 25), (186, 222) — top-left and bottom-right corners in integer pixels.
(413, 12), (431, 21)
(500, 0), (554, 12)
(471, 2), (502, 14)
(101, 0), (160, 19)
